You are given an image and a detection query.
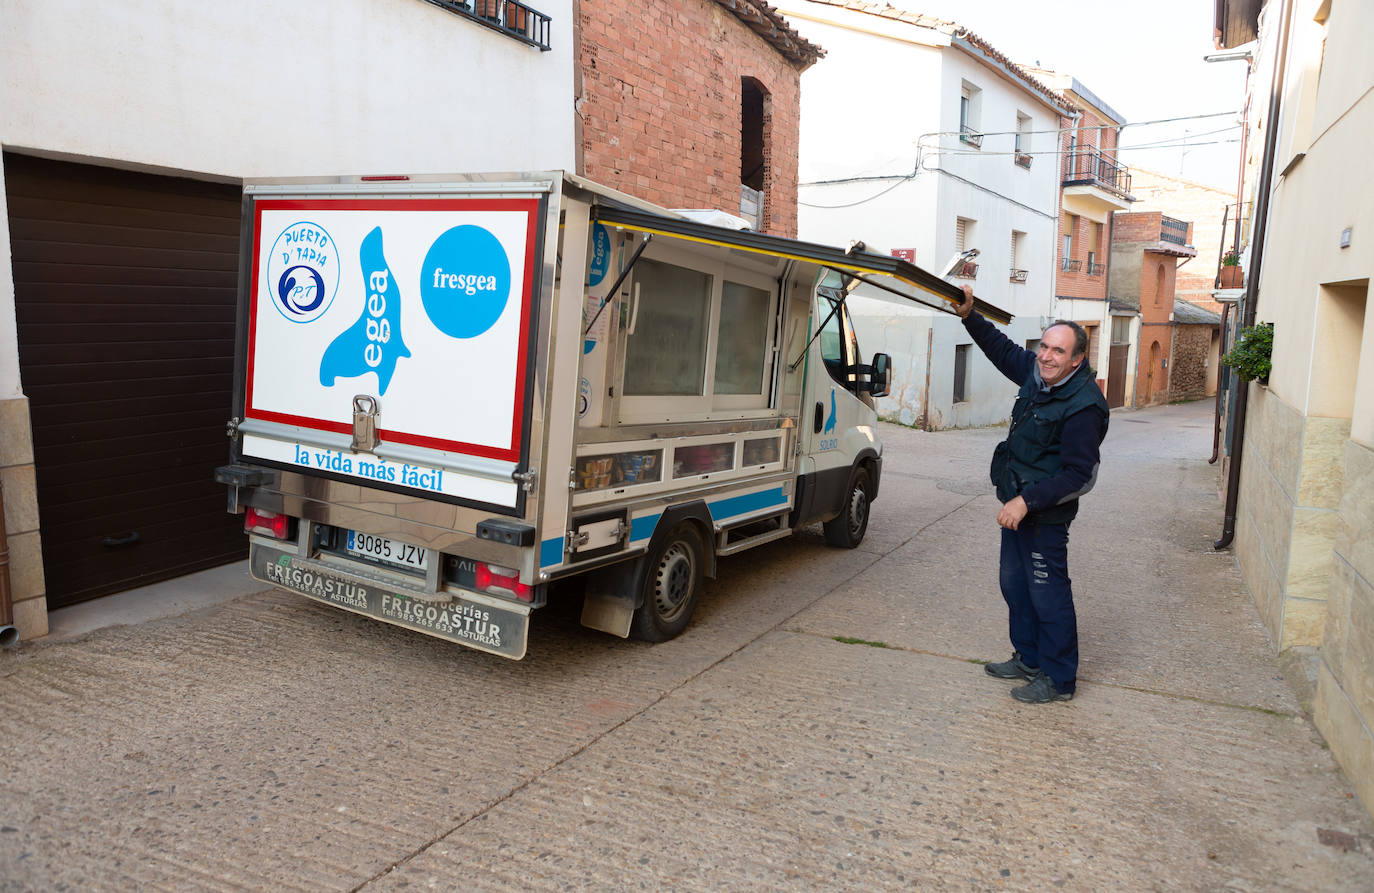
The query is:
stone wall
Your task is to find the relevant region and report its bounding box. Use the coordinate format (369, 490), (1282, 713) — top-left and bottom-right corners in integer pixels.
(1234, 385), (1349, 650)
(1315, 437), (1374, 816)
(578, 0), (803, 236)
(1169, 324), (1214, 402)
(0, 396), (47, 639)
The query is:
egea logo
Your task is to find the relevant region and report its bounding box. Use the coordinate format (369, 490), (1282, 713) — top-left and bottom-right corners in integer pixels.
(420, 225), (511, 339)
(267, 222), (340, 324)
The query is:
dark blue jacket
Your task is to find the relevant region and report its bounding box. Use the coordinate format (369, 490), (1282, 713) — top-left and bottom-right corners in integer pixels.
(963, 313), (1109, 524)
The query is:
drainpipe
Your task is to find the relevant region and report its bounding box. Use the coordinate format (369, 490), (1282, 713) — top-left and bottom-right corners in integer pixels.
(1210, 301), (1231, 464)
(0, 478), (18, 648)
(920, 325), (934, 431)
(1215, 0), (1292, 550)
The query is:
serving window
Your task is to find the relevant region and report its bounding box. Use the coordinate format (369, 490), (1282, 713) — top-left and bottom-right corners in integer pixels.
(622, 258), (712, 397)
(617, 242), (779, 422)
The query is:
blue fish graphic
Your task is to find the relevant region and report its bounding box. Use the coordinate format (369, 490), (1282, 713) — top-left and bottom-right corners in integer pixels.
(319, 227), (410, 395)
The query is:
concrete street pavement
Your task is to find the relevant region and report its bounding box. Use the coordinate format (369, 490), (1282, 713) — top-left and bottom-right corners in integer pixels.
(2, 400), (1372, 890)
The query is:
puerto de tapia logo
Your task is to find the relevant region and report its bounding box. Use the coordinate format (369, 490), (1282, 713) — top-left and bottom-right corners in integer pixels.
(267, 222), (340, 324)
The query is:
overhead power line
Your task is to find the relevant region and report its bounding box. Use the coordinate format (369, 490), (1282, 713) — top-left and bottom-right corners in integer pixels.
(798, 111), (1244, 209)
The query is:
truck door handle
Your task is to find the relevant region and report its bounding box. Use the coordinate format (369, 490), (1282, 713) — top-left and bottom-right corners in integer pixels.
(814, 402), (824, 433)
(102, 531), (141, 548)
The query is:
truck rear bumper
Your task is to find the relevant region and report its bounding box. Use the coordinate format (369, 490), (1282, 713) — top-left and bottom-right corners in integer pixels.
(250, 542), (529, 659)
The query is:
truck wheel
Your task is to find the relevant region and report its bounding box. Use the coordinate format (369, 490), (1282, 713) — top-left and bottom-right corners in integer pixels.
(824, 466), (870, 548)
(630, 523), (705, 642)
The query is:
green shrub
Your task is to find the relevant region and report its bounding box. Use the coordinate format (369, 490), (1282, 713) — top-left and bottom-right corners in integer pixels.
(1221, 322), (1273, 382)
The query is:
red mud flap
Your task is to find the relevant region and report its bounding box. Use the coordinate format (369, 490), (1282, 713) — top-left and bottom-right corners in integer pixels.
(250, 543), (529, 659)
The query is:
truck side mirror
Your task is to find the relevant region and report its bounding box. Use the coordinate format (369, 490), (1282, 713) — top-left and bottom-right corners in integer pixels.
(870, 352), (891, 398)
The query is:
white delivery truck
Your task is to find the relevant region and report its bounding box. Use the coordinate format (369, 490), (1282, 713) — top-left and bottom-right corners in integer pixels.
(216, 172), (1010, 658)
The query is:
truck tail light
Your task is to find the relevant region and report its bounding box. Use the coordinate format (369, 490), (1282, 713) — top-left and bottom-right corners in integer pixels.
(474, 562), (533, 602)
(245, 507), (290, 540)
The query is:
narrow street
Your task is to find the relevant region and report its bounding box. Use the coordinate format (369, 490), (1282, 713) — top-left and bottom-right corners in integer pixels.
(2, 400), (1371, 891)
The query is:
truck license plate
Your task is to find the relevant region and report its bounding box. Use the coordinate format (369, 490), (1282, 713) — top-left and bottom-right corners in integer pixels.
(346, 531), (429, 571)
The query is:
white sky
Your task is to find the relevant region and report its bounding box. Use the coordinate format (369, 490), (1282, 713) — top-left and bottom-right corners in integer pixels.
(885, 0), (1250, 190)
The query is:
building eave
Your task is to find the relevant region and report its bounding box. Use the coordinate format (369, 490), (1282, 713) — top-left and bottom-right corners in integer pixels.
(799, 0), (1073, 113)
(713, 0), (826, 70)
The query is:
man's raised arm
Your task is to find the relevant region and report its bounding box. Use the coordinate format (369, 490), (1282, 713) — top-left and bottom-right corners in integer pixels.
(955, 285), (1034, 386)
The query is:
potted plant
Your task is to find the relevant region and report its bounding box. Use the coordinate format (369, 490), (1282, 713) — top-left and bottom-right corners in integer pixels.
(1219, 249), (1244, 288)
(1221, 321), (1273, 384)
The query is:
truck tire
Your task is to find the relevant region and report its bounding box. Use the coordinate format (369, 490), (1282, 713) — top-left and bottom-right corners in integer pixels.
(823, 466), (870, 549)
(630, 522), (706, 642)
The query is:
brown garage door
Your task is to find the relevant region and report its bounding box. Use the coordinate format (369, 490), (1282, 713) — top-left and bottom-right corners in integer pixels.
(6, 152), (246, 608)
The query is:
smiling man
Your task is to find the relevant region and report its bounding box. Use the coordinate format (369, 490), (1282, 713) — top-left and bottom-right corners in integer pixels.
(955, 285), (1110, 703)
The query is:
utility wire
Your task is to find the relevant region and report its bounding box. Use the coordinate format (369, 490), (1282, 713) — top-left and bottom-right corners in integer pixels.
(798, 175), (916, 209)
(799, 112), (1243, 207)
(802, 136), (1242, 189)
(915, 109), (1241, 145)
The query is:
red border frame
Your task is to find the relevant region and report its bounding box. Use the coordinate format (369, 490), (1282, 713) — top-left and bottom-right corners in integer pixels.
(245, 198), (540, 463)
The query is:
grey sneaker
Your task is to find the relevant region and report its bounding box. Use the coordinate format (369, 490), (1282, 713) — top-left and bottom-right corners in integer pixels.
(984, 652), (1038, 681)
(1011, 673), (1073, 703)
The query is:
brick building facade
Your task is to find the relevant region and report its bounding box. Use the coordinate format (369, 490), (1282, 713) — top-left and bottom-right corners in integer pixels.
(1053, 105), (1119, 303)
(1026, 70), (1134, 406)
(1109, 210), (1198, 407)
(576, 0), (822, 236)
(1128, 167), (1236, 312)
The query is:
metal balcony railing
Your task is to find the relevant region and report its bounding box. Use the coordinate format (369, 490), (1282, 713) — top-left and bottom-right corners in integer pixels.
(1214, 202), (1252, 289)
(953, 260), (979, 279)
(1061, 257), (1082, 273)
(1062, 147), (1131, 197)
(959, 125), (983, 149)
(1009, 268), (1028, 282)
(1160, 216), (1189, 246)
(1087, 262), (1105, 276)
(1014, 152), (1032, 169)
(426, 0), (552, 50)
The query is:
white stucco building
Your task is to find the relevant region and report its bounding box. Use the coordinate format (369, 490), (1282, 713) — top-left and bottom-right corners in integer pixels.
(776, 0), (1069, 428)
(0, 0), (575, 638)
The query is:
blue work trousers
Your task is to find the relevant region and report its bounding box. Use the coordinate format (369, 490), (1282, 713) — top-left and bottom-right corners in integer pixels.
(999, 521), (1077, 694)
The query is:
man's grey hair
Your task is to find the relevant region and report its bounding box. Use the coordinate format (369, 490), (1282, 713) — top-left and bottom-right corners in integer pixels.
(1047, 319), (1089, 359)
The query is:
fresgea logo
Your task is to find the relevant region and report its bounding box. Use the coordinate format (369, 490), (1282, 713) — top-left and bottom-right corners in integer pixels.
(420, 225), (511, 339)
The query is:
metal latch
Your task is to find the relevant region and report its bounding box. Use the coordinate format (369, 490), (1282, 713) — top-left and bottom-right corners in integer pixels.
(351, 395), (380, 453)
(226, 417), (241, 439)
(512, 469), (537, 493)
(565, 518), (627, 555)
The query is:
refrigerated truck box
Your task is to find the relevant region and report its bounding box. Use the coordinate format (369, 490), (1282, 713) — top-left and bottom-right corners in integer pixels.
(216, 172), (1011, 658)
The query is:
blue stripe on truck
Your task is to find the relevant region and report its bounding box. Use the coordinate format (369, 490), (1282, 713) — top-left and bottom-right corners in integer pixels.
(630, 488), (788, 544)
(629, 513), (662, 544)
(560, 487), (790, 561)
(708, 487), (788, 524)
(540, 537), (564, 568)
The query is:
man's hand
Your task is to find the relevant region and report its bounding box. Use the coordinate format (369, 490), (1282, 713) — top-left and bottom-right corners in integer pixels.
(997, 495), (1029, 530)
(955, 285), (975, 320)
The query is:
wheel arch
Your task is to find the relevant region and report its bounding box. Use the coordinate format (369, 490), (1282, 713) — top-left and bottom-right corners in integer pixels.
(640, 501), (717, 588)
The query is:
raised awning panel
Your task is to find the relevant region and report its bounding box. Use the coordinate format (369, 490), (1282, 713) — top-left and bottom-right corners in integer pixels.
(591, 206), (1013, 325)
